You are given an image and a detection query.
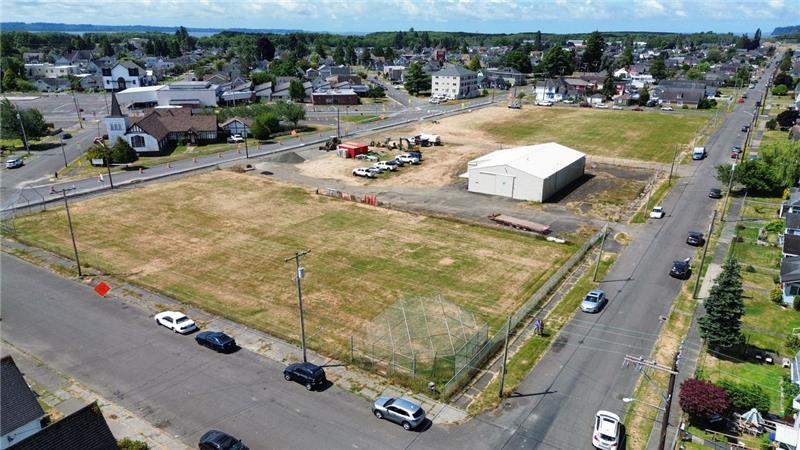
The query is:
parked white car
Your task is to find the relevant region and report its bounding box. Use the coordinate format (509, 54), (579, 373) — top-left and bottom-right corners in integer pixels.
(5, 158), (23, 169)
(373, 162), (397, 171)
(595, 104), (609, 109)
(611, 105), (624, 110)
(592, 410), (621, 449)
(227, 134), (244, 144)
(396, 154), (420, 165)
(650, 206), (666, 219)
(535, 101), (554, 106)
(154, 311), (197, 334)
(352, 167), (376, 178)
(660, 106), (674, 111)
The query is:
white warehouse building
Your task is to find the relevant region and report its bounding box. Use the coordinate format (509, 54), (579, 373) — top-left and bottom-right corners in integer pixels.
(115, 81), (219, 110)
(465, 143), (586, 202)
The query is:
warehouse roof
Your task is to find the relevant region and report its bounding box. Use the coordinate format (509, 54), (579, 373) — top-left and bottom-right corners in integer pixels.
(468, 143), (585, 179)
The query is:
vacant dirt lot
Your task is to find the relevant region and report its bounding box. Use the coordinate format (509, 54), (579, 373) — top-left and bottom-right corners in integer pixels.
(296, 106), (708, 190)
(12, 171), (579, 356)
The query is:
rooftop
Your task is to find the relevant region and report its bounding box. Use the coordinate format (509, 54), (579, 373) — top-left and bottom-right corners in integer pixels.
(1, 356), (46, 436)
(782, 256), (800, 284)
(433, 64), (476, 78)
(468, 143), (586, 179)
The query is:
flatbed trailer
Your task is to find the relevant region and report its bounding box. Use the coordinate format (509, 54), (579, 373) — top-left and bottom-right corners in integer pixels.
(488, 214), (551, 235)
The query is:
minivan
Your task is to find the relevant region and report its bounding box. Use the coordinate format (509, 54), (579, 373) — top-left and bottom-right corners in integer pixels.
(692, 147), (706, 160)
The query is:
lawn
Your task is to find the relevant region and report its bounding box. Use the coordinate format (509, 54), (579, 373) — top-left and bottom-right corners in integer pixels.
(480, 108), (709, 163)
(741, 195), (784, 220)
(340, 114), (380, 124)
(10, 171), (580, 362)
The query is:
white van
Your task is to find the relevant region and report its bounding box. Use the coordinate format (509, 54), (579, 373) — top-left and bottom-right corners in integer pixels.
(692, 147), (706, 160)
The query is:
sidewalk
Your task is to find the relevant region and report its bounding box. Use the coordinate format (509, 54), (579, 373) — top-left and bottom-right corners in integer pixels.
(1, 238), (468, 427)
(2, 342), (189, 450)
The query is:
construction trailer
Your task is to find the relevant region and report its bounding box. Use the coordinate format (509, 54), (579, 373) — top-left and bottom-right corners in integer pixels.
(336, 142), (369, 158)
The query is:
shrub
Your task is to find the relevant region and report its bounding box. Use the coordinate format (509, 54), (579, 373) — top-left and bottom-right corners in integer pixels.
(771, 288), (785, 305)
(745, 265), (756, 273)
(795, 296), (800, 311)
(251, 112), (281, 140)
(679, 378), (729, 419)
(117, 438), (149, 450)
(766, 119), (777, 130)
(772, 84), (788, 96)
(718, 379), (770, 413)
(682, 104), (689, 109)
(786, 334), (800, 352)
(765, 219), (785, 233)
(784, 376), (800, 416)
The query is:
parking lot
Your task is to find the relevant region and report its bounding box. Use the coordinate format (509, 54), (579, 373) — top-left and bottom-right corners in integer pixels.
(4, 92), (110, 129)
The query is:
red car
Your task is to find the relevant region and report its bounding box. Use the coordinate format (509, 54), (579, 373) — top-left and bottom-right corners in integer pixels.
(737, 98), (745, 103)
(631, 106), (643, 111)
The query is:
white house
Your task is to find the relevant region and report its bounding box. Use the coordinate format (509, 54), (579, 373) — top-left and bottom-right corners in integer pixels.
(220, 116), (252, 137)
(431, 65), (479, 100)
(533, 79), (564, 103)
(774, 393), (800, 449)
(1, 356), (47, 449)
(24, 63), (79, 79)
(464, 143), (586, 202)
(102, 61), (145, 91)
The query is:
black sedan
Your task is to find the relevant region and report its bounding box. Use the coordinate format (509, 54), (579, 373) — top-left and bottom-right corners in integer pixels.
(284, 362), (327, 391)
(709, 188), (723, 199)
(670, 258), (692, 279)
(62, 133), (72, 139)
(195, 331), (237, 353)
(199, 430), (248, 450)
(686, 231), (705, 246)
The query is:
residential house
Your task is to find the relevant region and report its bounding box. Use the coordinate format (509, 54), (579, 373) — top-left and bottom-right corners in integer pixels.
(383, 65), (405, 82)
(773, 393), (800, 449)
(578, 71), (608, 90)
(588, 93), (605, 105)
(478, 74), (508, 90)
(8, 402), (118, 450)
(305, 68), (319, 79)
(220, 117), (252, 137)
(253, 82), (273, 102)
(271, 80), (312, 102)
(431, 65), (479, 100)
(533, 78), (565, 103)
(1, 356), (47, 449)
(786, 234), (800, 258)
(22, 53), (45, 64)
(563, 78), (592, 98)
(76, 74), (103, 91)
(65, 50), (95, 66)
(219, 81), (253, 105)
(24, 63), (79, 79)
(783, 189), (800, 217)
(34, 78), (69, 92)
(485, 67), (525, 86)
(105, 93), (218, 154)
(780, 256), (800, 305)
(102, 61), (145, 91)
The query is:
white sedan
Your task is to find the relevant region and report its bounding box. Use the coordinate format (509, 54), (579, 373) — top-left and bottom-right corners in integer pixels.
(592, 410), (621, 449)
(650, 206), (666, 219)
(154, 311), (197, 334)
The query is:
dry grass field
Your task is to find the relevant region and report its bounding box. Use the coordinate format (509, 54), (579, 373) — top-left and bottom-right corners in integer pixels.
(11, 171), (580, 357)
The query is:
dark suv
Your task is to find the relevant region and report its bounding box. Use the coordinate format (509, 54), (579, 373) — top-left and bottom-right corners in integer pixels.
(709, 188), (723, 199)
(686, 231), (705, 247)
(284, 362), (327, 391)
(198, 430), (248, 450)
(670, 259), (692, 279)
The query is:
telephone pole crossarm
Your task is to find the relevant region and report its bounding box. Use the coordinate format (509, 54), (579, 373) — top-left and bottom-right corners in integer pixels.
(284, 250), (311, 363)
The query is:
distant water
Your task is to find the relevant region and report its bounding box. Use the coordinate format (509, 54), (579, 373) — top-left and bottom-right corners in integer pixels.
(31, 30), (219, 37)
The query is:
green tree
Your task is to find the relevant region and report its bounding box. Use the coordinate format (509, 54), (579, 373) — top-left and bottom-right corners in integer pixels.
(345, 46), (357, 65)
(288, 79), (306, 102)
(249, 71), (274, 86)
(774, 72), (794, 88)
(273, 101), (305, 127)
(333, 46), (345, 65)
(650, 57), (667, 80)
(620, 38), (634, 67)
(759, 140), (800, 188)
(465, 54), (481, 72)
(251, 112), (280, 140)
(403, 62), (430, 94)
(753, 28), (761, 49)
(772, 85), (789, 96)
(705, 47), (723, 64)
(2, 70), (17, 91)
(717, 379), (770, 413)
(776, 109), (799, 129)
(360, 47), (372, 66)
(0, 99), (20, 139)
(101, 37), (114, 57)
(109, 137), (138, 164)
(699, 256), (744, 349)
(686, 67), (704, 80)
(314, 42), (327, 59)
(582, 31), (606, 72)
(533, 31), (543, 51)
(504, 50), (532, 74)
(715, 163), (735, 185)
(117, 438), (149, 450)
(540, 45), (574, 77)
(638, 87), (650, 105)
(255, 36), (276, 61)
(601, 75), (616, 99)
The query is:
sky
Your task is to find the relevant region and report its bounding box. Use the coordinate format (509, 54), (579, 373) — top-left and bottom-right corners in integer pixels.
(1, 0), (799, 35)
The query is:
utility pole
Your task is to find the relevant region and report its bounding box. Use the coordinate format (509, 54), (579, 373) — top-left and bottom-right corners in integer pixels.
(693, 209), (717, 299)
(16, 111), (31, 156)
(94, 138), (115, 189)
(51, 186), (82, 277)
(284, 250), (311, 363)
(498, 315), (511, 398)
(72, 92), (83, 128)
(659, 352), (680, 450)
(59, 136), (69, 168)
(336, 106), (341, 139)
(720, 163), (736, 223)
(244, 133), (250, 159)
(593, 223), (608, 281)
(668, 144), (679, 185)
(622, 354), (679, 450)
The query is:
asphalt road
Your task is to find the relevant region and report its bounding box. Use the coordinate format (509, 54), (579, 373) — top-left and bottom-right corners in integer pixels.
(491, 61), (775, 449)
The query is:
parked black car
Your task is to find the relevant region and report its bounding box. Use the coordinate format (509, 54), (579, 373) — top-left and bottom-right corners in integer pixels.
(709, 188), (723, 199)
(195, 331), (237, 353)
(686, 231), (705, 247)
(284, 362), (327, 391)
(741, 125), (750, 132)
(670, 258), (692, 279)
(198, 430), (248, 450)
(62, 133), (72, 139)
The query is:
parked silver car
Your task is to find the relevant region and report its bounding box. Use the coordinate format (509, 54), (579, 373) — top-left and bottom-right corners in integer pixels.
(372, 396), (425, 430)
(580, 290), (607, 313)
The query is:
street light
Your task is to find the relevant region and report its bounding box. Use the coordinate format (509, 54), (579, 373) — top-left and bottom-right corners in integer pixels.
(93, 137), (114, 189)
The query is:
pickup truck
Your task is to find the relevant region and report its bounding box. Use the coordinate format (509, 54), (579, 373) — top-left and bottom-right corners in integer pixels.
(352, 167), (376, 178)
(396, 154), (420, 165)
(372, 161), (397, 172)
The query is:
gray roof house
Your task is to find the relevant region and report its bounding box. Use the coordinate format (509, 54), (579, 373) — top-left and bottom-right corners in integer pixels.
(9, 402), (118, 450)
(781, 256), (800, 305)
(783, 188), (800, 217)
(1, 356), (47, 448)
(785, 234), (800, 258)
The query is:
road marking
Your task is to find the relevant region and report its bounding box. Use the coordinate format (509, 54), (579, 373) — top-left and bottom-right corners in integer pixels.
(53, 103), (72, 112)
